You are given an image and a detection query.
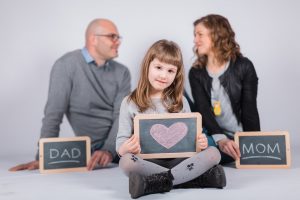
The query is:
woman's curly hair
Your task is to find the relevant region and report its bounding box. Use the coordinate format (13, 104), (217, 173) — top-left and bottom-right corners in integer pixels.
(193, 14), (242, 68)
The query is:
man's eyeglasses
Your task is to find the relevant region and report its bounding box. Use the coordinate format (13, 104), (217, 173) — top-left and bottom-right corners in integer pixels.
(94, 33), (122, 42)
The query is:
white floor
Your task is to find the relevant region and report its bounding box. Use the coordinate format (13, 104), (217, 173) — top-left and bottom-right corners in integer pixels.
(1, 152), (300, 200)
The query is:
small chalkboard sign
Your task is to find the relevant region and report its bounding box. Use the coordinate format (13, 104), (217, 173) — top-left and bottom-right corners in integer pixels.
(134, 113), (202, 159)
(235, 131), (291, 169)
(39, 136), (91, 173)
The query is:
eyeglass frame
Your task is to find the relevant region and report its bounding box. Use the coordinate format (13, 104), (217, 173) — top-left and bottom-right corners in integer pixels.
(94, 33), (122, 42)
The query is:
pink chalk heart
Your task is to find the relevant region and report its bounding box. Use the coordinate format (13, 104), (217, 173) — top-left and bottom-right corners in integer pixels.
(150, 122), (188, 149)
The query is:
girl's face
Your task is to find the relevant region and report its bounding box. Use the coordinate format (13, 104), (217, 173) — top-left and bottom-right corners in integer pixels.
(148, 58), (178, 97)
(194, 23), (213, 56)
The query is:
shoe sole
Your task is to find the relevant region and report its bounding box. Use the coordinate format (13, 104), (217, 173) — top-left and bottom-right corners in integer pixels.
(129, 173), (144, 199)
(216, 165), (226, 188)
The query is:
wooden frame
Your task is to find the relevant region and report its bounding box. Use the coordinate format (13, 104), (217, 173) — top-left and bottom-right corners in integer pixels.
(235, 131), (291, 169)
(39, 136), (91, 174)
(134, 112), (202, 159)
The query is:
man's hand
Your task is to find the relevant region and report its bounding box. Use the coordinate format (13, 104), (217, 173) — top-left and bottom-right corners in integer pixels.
(87, 150), (113, 171)
(217, 138), (241, 160)
(9, 160), (39, 171)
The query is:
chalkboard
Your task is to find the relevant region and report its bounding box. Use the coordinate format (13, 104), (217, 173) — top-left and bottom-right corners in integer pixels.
(134, 113), (202, 159)
(39, 136), (91, 173)
(235, 131), (291, 169)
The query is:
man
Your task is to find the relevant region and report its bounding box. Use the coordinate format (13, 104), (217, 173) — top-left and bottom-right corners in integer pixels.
(9, 19), (131, 171)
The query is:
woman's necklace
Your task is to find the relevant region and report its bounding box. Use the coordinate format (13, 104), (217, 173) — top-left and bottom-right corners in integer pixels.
(213, 101), (222, 116)
(208, 62), (228, 117)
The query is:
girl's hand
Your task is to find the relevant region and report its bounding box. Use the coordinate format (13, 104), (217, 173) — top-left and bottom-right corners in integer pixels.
(197, 134), (208, 150)
(118, 134), (141, 156)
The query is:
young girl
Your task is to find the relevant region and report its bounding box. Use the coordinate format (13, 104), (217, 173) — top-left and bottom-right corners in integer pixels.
(116, 40), (225, 199)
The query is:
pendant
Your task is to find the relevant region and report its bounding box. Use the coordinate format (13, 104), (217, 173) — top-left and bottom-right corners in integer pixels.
(213, 101), (222, 116)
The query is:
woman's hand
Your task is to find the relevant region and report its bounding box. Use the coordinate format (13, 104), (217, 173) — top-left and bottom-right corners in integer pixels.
(197, 134), (208, 150)
(118, 134), (141, 156)
(217, 138), (240, 160)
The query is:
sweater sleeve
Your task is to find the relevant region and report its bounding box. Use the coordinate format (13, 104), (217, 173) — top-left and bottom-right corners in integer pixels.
(115, 97), (135, 154)
(35, 60), (72, 160)
(101, 68), (131, 159)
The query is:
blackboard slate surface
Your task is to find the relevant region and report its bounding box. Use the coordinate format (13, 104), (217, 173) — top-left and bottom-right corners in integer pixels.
(235, 131), (291, 169)
(39, 137), (91, 173)
(43, 141), (87, 169)
(139, 118), (197, 153)
(134, 113), (202, 159)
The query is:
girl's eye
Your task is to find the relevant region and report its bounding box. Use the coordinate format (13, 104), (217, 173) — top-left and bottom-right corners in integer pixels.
(155, 66), (162, 70)
(168, 70), (175, 73)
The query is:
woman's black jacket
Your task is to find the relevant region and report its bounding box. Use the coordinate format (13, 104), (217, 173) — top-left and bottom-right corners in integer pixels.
(189, 56), (260, 137)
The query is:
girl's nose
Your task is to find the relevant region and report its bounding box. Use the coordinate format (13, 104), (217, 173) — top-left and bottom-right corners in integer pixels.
(159, 71), (167, 79)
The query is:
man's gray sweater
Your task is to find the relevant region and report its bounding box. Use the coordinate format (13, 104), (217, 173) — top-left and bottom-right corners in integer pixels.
(38, 49), (131, 159)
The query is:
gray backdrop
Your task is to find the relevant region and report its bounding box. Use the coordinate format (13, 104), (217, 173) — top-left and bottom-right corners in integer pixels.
(0, 0), (299, 158)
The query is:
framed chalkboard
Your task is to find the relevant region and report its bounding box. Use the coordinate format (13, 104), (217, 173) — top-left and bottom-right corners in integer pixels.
(235, 131), (291, 169)
(39, 136), (91, 173)
(134, 113), (202, 159)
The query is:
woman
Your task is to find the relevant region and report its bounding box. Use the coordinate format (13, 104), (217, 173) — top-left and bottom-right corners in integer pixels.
(189, 14), (260, 164)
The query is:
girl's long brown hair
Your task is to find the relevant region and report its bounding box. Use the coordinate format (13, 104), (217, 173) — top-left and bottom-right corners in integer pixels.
(193, 14), (242, 68)
(129, 40), (184, 113)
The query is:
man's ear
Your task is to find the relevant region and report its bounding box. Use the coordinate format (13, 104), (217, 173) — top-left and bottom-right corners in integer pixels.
(88, 34), (97, 46)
